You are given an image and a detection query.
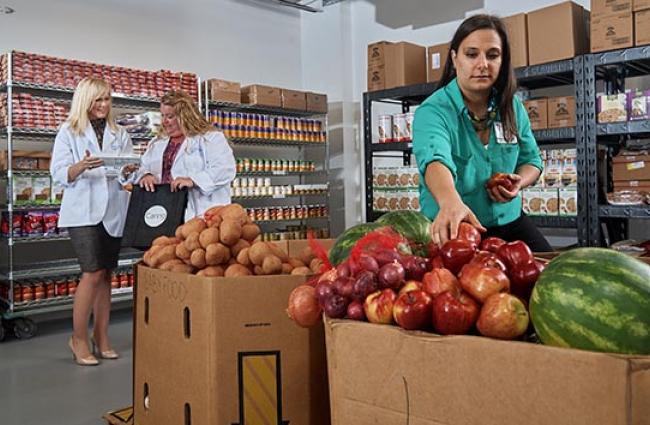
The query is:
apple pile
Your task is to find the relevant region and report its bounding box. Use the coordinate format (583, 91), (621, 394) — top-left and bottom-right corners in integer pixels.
(287, 223), (546, 341)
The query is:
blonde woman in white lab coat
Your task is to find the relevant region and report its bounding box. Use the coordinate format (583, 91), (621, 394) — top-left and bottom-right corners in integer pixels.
(50, 77), (134, 366)
(138, 90), (236, 220)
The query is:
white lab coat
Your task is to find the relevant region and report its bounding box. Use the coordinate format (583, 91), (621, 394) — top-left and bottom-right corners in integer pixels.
(50, 122), (134, 237)
(138, 130), (236, 221)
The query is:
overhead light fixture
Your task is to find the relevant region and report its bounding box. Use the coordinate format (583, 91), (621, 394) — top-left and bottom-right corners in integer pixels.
(254, 0), (345, 13)
(1, 6), (15, 14)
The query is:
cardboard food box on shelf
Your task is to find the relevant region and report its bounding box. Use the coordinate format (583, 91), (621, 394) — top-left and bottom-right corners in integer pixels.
(612, 153), (650, 180)
(367, 41), (393, 67)
(590, 0), (632, 17)
(0, 150), (51, 171)
(133, 240), (334, 425)
(306, 92), (328, 113)
(367, 65), (385, 91)
(635, 0), (650, 11)
(627, 89), (650, 119)
(502, 13), (528, 68)
(12, 175), (33, 205)
(325, 318), (650, 425)
(598, 93), (628, 122)
(559, 187), (578, 216)
(426, 42), (449, 83)
(547, 96), (576, 128)
(241, 84), (282, 108)
(31, 176), (51, 205)
(541, 187), (560, 216)
(527, 2), (589, 65)
(367, 41), (427, 91)
(613, 179), (650, 191)
(524, 98), (548, 130)
(591, 11), (634, 52)
(635, 9), (650, 45)
(207, 78), (240, 104)
(281, 89), (307, 110)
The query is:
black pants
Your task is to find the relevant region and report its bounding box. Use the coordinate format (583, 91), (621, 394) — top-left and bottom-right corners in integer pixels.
(483, 214), (553, 252)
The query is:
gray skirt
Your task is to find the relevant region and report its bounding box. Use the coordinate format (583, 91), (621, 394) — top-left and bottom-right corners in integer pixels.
(67, 223), (121, 273)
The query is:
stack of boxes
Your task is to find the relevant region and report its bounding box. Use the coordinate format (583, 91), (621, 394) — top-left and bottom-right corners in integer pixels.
(524, 96), (577, 130)
(590, 0), (650, 52)
(612, 150), (650, 196)
(367, 41), (427, 91)
(522, 149), (578, 217)
(372, 167), (420, 212)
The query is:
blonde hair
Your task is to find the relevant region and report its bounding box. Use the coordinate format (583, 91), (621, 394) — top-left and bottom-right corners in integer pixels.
(66, 77), (117, 135)
(160, 91), (213, 137)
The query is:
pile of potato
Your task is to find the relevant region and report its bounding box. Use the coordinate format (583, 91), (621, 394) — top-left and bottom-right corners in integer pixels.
(142, 204), (323, 277)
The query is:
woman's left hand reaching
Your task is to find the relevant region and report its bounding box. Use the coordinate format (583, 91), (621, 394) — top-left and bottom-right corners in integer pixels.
(171, 177), (194, 192)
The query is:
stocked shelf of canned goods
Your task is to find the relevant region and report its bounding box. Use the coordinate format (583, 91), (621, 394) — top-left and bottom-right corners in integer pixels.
(206, 100), (322, 117)
(2, 287), (133, 316)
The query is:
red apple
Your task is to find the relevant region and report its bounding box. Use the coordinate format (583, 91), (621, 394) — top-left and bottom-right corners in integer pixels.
(509, 260), (544, 302)
(431, 256), (445, 269)
(480, 236), (506, 253)
(487, 172), (515, 192)
(477, 293), (529, 340)
(469, 250), (507, 273)
(496, 240), (534, 271)
(393, 290), (433, 330)
(432, 290), (480, 335)
(459, 263), (510, 303)
(457, 222), (481, 248)
(440, 239), (476, 275)
(364, 289), (397, 324)
(398, 280), (423, 297)
(422, 268), (460, 298)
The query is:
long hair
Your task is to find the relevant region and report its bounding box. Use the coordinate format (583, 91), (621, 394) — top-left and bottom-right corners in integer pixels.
(437, 14), (518, 140)
(160, 91), (213, 137)
(67, 77), (117, 135)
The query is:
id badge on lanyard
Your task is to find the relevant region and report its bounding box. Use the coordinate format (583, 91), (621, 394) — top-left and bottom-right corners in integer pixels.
(494, 122), (517, 144)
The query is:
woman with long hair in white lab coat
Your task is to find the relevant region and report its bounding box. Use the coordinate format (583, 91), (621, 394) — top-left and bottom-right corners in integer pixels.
(137, 90), (236, 220)
(50, 77), (134, 366)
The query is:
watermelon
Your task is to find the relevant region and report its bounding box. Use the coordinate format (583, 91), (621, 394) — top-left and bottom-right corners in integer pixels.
(329, 222), (382, 266)
(376, 210), (431, 255)
(530, 248), (650, 355)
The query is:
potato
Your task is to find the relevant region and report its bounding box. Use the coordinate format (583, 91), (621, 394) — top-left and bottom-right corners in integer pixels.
(291, 266), (312, 276)
(159, 259), (184, 271)
(310, 258), (324, 274)
(181, 217), (207, 239)
(219, 204), (248, 225)
(199, 227), (220, 249)
(152, 236), (178, 246)
(170, 264), (193, 274)
(204, 206), (225, 227)
(241, 223), (261, 242)
(196, 266), (224, 277)
(220, 219), (242, 246)
(190, 248), (207, 269)
(225, 264), (252, 277)
(228, 257), (238, 265)
(184, 232), (201, 252)
(175, 225), (185, 240)
(230, 239), (250, 257)
(175, 243), (192, 260)
(151, 245), (177, 268)
(281, 263), (294, 274)
(236, 247), (251, 266)
(254, 265), (265, 275)
(206, 243), (230, 266)
(288, 258), (306, 268)
(249, 242), (271, 266)
(262, 255), (283, 275)
(298, 246), (315, 266)
(143, 245), (163, 267)
(267, 242), (288, 262)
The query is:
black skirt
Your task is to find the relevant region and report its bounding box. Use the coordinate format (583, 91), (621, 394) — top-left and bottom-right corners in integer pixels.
(67, 223), (121, 272)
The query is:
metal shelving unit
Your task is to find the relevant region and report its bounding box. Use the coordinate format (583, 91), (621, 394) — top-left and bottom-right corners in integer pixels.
(584, 46), (650, 246)
(362, 57), (587, 244)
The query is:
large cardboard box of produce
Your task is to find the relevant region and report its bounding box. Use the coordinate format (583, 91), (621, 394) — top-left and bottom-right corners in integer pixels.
(426, 43), (449, 83)
(524, 98), (548, 130)
(502, 13), (528, 68)
(591, 11), (634, 52)
(324, 318), (650, 425)
(635, 0), (650, 11)
(241, 84), (282, 107)
(527, 2), (589, 65)
(367, 41), (426, 91)
(306, 92), (328, 113)
(591, 0), (632, 17)
(133, 241), (332, 425)
(207, 78), (241, 104)
(635, 9), (650, 45)
(547, 96), (577, 128)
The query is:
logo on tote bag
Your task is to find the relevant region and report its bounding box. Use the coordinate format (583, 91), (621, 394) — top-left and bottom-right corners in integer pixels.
(144, 205), (167, 227)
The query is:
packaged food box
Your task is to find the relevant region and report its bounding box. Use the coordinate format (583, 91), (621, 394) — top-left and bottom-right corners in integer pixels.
(597, 93), (628, 123)
(559, 188), (578, 216)
(42, 211), (58, 236)
(22, 211), (43, 237)
(526, 188), (544, 216)
(627, 89), (650, 120)
(1, 211), (23, 237)
(13, 176), (33, 205)
(542, 188), (560, 216)
(561, 155), (577, 187)
(32, 176), (51, 204)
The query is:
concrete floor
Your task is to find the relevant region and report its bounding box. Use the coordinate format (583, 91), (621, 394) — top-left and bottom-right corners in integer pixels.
(0, 309), (133, 425)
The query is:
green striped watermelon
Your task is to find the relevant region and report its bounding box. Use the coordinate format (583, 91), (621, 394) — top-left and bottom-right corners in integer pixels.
(329, 222), (383, 265)
(530, 248), (650, 355)
(376, 210), (432, 255)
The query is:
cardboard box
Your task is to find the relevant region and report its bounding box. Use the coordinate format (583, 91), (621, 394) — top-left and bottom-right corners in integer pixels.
(367, 42), (427, 91)
(502, 13), (529, 68)
(367, 65), (385, 91)
(598, 93), (628, 122)
(306, 92), (328, 113)
(636, 9), (650, 45)
(591, 0), (632, 17)
(524, 98), (548, 130)
(612, 153), (650, 180)
(0, 150), (51, 171)
(207, 78), (241, 104)
(613, 179), (650, 190)
(548, 96), (577, 128)
(628, 89), (650, 118)
(591, 11), (634, 52)
(527, 2), (589, 65)
(241, 85), (282, 107)
(426, 43), (449, 83)
(367, 41), (392, 66)
(634, 0), (650, 11)
(281, 89), (307, 110)
(133, 241), (332, 425)
(324, 318), (650, 425)
(526, 188), (544, 215)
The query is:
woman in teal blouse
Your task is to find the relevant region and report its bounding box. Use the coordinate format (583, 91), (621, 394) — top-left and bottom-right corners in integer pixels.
(413, 14), (551, 252)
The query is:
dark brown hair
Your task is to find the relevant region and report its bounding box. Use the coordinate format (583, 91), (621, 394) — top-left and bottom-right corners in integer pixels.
(437, 14), (518, 140)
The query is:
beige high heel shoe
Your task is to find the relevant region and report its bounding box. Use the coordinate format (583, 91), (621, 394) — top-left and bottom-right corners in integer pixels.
(68, 337), (99, 366)
(90, 334), (120, 360)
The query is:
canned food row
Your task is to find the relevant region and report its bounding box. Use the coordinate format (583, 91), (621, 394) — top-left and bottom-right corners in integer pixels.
(219, 125), (326, 142)
(245, 205), (328, 222)
(377, 112), (415, 143)
(209, 111), (323, 132)
(231, 184), (328, 198)
(236, 158), (316, 173)
(261, 227), (330, 241)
